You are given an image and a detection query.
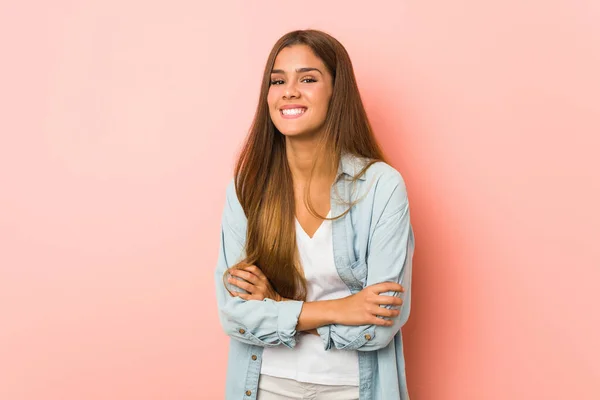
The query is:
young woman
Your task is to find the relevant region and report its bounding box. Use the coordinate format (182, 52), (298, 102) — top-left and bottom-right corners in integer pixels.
(214, 29), (415, 400)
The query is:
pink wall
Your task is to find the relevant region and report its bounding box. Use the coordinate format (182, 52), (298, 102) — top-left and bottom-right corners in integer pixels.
(1, 1), (599, 399)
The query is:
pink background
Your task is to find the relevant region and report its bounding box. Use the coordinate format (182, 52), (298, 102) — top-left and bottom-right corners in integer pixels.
(1, 1), (599, 399)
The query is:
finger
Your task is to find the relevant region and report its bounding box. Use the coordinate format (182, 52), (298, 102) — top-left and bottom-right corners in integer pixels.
(230, 291), (251, 300)
(228, 276), (256, 293)
(372, 295), (403, 307)
(370, 315), (394, 326)
(371, 282), (404, 294)
(229, 269), (260, 285)
(370, 305), (400, 319)
(243, 265), (267, 280)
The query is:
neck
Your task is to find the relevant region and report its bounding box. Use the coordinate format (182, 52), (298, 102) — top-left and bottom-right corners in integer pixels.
(285, 136), (335, 185)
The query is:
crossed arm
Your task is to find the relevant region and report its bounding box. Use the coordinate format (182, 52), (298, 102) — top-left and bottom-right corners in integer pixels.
(227, 265), (404, 333)
(215, 178), (413, 351)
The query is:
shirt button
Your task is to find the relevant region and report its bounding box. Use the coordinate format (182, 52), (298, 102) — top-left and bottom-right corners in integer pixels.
(239, 329), (246, 334)
(365, 334), (372, 340)
(251, 355), (257, 361)
(245, 390), (252, 396)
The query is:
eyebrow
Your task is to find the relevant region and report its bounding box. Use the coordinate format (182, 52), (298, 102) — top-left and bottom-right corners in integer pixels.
(270, 67), (323, 75)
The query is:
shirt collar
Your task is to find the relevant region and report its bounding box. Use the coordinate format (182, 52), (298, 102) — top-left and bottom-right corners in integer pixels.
(337, 153), (368, 181)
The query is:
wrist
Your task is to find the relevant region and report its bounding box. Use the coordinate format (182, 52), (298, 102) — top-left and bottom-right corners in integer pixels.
(327, 298), (343, 324)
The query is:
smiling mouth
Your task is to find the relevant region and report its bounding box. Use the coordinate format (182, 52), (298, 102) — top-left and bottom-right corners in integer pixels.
(280, 108), (307, 116)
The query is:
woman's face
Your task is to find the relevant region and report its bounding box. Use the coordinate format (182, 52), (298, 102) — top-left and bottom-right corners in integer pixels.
(267, 45), (334, 139)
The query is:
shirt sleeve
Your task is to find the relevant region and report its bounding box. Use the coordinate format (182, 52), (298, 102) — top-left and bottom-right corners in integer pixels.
(316, 176), (415, 351)
(214, 179), (304, 348)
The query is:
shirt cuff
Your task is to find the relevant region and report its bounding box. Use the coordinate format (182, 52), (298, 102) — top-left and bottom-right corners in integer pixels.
(272, 299), (304, 348)
(316, 325), (332, 350)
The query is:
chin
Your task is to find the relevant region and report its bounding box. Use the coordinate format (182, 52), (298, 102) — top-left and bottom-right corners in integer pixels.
(275, 122), (321, 138)
(279, 128), (306, 137)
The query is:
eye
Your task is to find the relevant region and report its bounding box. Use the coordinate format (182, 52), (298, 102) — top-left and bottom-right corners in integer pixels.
(301, 77), (317, 83)
(270, 79), (284, 85)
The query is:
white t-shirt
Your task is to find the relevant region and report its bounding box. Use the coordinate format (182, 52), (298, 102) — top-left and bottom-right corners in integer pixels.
(260, 211), (360, 386)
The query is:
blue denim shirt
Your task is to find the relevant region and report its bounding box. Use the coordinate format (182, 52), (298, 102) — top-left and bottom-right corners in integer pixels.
(215, 153), (415, 400)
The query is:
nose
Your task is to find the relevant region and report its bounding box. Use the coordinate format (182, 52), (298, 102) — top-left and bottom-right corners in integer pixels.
(283, 81), (300, 99)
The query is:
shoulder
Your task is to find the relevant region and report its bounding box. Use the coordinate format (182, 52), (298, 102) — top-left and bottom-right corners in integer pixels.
(357, 158), (410, 215)
(364, 160), (406, 189)
(354, 157), (407, 196)
(343, 153), (404, 186)
(225, 178), (238, 203)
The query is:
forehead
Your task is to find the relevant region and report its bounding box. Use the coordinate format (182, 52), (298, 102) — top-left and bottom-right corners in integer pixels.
(272, 45), (326, 72)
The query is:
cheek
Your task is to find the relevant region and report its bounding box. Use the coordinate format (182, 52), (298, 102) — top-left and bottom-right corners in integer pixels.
(308, 85), (329, 103)
(309, 89), (331, 116)
(267, 90), (276, 109)
(266, 91), (279, 116)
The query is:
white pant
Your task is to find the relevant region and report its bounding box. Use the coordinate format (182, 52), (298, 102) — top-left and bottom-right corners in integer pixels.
(257, 374), (360, 400)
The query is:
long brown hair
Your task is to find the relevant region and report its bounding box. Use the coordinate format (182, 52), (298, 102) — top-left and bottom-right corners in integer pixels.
(227, 29), (385, 301)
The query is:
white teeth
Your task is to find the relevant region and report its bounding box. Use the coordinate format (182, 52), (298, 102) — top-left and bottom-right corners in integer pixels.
(281, 108), (306, 115)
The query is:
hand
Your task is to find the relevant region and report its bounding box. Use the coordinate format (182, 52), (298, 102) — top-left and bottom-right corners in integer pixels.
(227, 265), (284, 301)
(334, 282), (404, 326)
